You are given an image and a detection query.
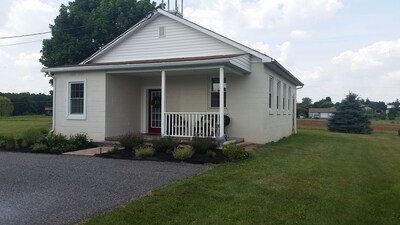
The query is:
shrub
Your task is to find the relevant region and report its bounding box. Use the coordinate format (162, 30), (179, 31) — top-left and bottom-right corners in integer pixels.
(223, 144), (249, 162)
(31, 143), (48, 152)
(20, 128), (47, 148)
(69, 133), (90, 150)
(398, 129), (400, 136)
(173, 145), (194, 161)
(206, 150), (216, 158)
(119, 132), (144, 150)
(190, 137), (217, 154)
(153, 136), (178, 153)
(46, 133), (69, 154)
(0, 136), (5, 148)
(135, 146), (155, 157)
(5, 136), (15, 149)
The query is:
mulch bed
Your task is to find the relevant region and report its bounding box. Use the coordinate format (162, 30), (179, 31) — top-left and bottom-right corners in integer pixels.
(95, 149), (226, 164)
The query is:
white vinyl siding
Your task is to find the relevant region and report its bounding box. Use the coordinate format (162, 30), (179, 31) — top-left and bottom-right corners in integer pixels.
(92, 15), (245, 63)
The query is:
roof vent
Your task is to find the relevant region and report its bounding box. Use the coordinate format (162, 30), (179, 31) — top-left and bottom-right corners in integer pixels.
(162, 0), (184, 17)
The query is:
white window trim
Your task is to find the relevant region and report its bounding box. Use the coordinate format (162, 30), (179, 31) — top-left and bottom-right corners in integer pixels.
(209, 76), (227, 109)
(283, 83), (287, 115)
(66, 80), (87, 120)
(276, 80), (281, 115)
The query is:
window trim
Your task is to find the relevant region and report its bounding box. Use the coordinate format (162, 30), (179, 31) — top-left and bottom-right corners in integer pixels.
(67, 80), (86, 120)
(209, 76), (227, 108)
(268, 76), (274, 114)
(277, 80), (281, 114)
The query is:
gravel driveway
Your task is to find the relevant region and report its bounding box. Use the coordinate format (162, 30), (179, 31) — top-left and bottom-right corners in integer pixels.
(0, 152), (206, 225)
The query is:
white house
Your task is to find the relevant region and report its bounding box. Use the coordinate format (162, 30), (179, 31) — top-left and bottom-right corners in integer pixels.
(42, 9), (303, 144)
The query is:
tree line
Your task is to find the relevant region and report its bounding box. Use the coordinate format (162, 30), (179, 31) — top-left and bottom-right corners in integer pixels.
(0, 92), (52, 116)
(297, 96), (400, 120)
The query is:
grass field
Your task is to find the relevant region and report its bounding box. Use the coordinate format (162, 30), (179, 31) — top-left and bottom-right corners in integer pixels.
(0, 115), (52, 137)
(81, 129), (400, 225)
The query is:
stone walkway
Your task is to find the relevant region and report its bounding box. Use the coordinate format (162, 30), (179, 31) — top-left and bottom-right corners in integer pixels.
(63, 146), (115, 156)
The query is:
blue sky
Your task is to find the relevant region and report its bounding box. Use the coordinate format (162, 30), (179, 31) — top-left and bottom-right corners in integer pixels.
(0, 0), (399, 103)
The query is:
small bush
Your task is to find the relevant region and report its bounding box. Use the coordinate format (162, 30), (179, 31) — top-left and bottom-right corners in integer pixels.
(190, 137), (217, 154)
(31, 143), (48, 152)
(135, 146), (155, 157)
(153, 137), (178, 153)
(20, 128), (47, 148)
(69, 133), (90, 150)
(5, 136), (15, 149)
(46, 133), (69, 154)
(222, 144), (249, 162)
(0, 136), (5, 148)
(206, 150), (216, 158)
(173, 145), (194, 161)
(398, 129), (400, 136)
(119, 132), (144, 150)
(109, 146), (120, 154)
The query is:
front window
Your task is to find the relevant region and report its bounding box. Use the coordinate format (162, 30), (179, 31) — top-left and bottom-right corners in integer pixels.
(283, 84), (287, 110)
(211, 77), (226, 107)
(68, 81), (86, 119)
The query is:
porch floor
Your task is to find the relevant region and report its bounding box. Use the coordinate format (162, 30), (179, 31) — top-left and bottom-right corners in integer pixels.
(104, 135), (244, 145)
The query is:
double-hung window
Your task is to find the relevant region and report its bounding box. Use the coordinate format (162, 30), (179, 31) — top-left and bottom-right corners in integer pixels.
(283, 84), (287, 110)
(210, 77), (226, 107)
(277, 80), (281, 110)
(288, 87), (292, 111)
(68, 81), (86, 119)
(269, 76), (274, 109)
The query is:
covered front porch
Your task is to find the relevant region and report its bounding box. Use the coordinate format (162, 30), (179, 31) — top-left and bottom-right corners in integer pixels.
(104, 54), (251, 140)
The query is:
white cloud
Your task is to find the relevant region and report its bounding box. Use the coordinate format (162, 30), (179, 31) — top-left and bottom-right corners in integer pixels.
(295, 66), (323, 80)
(331, 39), (400, 72)
(290, 29), (310, 39)
(277, 41), (292, 65)
(185, 0), (343, 36)
(383, 71), (400, 79)
(241, 41), (270, 54)
(14, 53), (41, 67)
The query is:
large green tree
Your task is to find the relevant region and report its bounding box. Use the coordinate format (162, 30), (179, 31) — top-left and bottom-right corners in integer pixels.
(297, 97), (312, 117)
(312, 97), (334, 108)
(0, 96), (14, 116)
(40, 0), (157, 68)
(328, 93), (372, 134)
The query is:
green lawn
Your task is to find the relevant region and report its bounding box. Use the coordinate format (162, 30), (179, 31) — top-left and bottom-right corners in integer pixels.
(81, 129), (400, 225)
(0, 115), (52, 137)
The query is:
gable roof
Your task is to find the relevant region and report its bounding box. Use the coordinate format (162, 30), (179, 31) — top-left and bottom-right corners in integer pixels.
(44, 9), (303, 86)
(82, 9), (273, 64)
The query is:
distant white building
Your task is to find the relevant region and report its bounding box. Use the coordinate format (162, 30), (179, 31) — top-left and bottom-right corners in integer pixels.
(309, 107), (336, 119)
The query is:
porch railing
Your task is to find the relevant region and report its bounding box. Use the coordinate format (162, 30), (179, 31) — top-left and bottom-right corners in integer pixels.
(164, 112), (221, 138)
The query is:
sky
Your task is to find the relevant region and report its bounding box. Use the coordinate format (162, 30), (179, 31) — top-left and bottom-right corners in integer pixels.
(0, 0), (399, 104)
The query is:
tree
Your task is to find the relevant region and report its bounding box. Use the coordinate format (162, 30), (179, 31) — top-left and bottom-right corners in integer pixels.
(312, 96), (334, 108)
(40, 0), (157, 68)
(0, 96), (14, 116)
(388, 99), (400, 120)
(328, 93), (372, 134)
(297, 97), (312, 117)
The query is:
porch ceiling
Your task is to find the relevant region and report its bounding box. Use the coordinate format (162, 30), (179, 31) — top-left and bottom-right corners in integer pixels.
(41, 54), (251, 76)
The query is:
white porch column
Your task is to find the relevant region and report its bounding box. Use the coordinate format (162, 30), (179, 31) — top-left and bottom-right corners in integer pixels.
(161, 70), (166, 136)
(219, 67), (225, 138)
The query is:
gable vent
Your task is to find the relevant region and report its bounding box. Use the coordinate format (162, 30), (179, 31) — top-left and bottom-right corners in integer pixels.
(159, 26), (166, 38)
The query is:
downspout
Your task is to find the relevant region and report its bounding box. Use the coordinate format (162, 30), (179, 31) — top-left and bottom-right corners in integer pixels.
(50, 74), (56, 134)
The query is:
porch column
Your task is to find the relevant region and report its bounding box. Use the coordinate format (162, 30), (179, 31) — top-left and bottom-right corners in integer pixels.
(219, 67), (225, 138)
(161, 70), (166, 136)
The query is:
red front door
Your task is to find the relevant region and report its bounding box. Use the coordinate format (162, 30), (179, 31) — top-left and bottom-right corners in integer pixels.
(148, 89), (161, 134)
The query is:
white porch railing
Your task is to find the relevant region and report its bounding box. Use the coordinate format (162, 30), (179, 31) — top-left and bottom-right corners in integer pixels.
(164, 112), (221, 138)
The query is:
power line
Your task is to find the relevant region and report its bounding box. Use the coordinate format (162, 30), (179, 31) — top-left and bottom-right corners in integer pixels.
(0, 39), (43, 47)
(0, 31), (51, 40)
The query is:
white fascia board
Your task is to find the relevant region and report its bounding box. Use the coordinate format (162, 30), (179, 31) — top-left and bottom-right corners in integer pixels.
(80, 12), (160, 64)
(41, 58), (235, 73)
(157, 9), (273, 63)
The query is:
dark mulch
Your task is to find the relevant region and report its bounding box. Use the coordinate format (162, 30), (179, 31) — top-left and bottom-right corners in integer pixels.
(95, 149), (226, 164)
